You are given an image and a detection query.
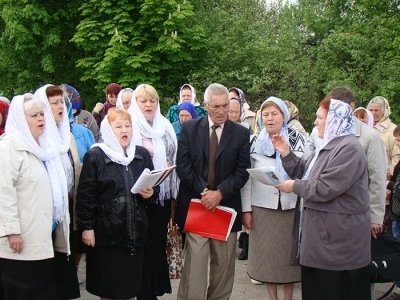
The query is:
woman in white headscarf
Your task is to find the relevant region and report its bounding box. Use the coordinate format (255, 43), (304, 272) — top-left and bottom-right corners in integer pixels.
(354, 107), (374, 128)
(34, 84), (81, 300)
(274, 99), (371, 300)
(0, 93), (67, 299)
(166, 83), (207, 123)
(76, 108), (157, 300)
(241, 97), (309, 300)
(116, 88), (134, 110)
(129, 84), (178, 300)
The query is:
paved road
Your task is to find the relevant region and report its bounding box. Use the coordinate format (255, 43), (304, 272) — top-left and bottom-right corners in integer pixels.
(78, 248), (394, 299)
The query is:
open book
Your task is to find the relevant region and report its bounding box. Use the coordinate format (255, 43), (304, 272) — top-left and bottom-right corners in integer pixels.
(246, 165), (284, 186)
(131, 165), (176, 193)
(184, 199), (237, 241)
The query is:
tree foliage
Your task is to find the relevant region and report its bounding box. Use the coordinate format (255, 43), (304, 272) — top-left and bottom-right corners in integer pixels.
(0, 0), (83, 96)
(0, 0), (399, 127)
(72, 0), (205, 111)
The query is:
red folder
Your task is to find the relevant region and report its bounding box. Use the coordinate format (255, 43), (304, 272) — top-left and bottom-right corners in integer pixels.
(184, 199), (237, 241)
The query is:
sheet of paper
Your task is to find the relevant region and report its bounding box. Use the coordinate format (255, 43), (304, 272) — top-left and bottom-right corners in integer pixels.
(246, 165), (284, 186)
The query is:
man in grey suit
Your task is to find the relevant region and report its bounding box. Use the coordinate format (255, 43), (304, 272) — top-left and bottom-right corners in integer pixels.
(175, 83), (250, 300)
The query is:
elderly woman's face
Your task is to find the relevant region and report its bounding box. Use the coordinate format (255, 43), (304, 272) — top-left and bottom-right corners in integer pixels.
(314, 106), (328, 139)
(110, 116), (132, 150)
(26, 107), (45, 142)
(262, 104), (284, 135)
(48, 95), (64, 124)
(136, 95), (158, 122)
(228, 101), (240, 123)
(368, 103), (383, 123)
(122, 91), (132, 110)
(179, 109), (192, 124)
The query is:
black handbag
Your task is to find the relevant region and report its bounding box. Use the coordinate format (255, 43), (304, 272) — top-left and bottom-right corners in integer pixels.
(370, 232), (400, 283)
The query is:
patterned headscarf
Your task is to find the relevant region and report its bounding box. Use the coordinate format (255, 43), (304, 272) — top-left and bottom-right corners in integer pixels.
(251, 96), (290, 180)
(65, 85), (81, 109)
(0, 98), (9, 135)
(303, 99), (355, 180)
(229, 87), (247, 122)
(178, 102), (198, 121)
(284, 100), (300, 122)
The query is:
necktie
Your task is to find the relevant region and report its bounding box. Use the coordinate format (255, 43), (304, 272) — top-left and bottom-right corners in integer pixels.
(207, 124), (219, 190)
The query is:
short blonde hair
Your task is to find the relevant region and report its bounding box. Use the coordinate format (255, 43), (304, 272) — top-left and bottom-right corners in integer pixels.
(135, 84), (159, 102)
(107, 108), (132, 123)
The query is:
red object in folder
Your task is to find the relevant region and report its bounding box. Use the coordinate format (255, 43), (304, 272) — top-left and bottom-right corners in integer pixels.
(184, 199), (237, 241)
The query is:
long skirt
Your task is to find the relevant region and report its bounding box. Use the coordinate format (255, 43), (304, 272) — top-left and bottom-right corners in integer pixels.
(86, 246), (145, 299)
(248, 206), (301, 284)
(139, 200), (172, 298)
(0, 258), (58, 300)
(301, 265), (371, 300)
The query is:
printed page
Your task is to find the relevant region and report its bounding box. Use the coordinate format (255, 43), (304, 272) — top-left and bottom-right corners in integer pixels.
(131, 165), (176, 193)
(246, 165), (284, 186)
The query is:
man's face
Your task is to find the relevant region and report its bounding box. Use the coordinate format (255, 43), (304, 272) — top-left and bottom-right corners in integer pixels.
(204, 94), (229, 125)
(368, 103), (384, 123)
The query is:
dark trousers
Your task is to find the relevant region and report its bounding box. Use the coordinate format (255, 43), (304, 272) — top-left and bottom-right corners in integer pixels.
(301, 265), (371, 300)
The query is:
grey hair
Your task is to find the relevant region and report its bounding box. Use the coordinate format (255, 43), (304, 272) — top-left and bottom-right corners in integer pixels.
(368, 96), (388, 113)
(204, 83), (229, 103)
(23, 93), (46, 113)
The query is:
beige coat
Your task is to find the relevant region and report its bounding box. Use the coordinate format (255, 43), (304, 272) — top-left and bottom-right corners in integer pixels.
(0, 136), (54, 260)
(374, 118), (400, 175)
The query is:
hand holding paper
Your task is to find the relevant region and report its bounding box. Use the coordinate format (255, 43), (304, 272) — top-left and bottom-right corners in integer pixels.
(275, 180), (295, 193)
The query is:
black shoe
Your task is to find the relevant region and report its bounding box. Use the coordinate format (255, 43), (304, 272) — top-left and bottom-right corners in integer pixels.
(238, 248), (248, 260)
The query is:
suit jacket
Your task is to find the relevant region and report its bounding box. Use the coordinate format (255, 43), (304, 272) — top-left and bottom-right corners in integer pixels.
(175, 117), (250, 232)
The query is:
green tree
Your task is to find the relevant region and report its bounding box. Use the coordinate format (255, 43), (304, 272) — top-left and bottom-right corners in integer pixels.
(0, 0), (84, 98)
(72, 0), (205, 112)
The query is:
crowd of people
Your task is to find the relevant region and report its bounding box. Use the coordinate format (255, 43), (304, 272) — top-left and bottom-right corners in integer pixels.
(0, 82), (399, 300)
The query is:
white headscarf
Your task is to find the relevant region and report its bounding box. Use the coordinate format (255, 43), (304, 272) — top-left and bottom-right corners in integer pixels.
(354, 107), (374, 128)
(128, 89), (178, 203)
(251, 96), (290, 180)
(91, 114), (136, 166)
(116, 88), (134, 109)
(34, 84), (74, 193)
(179, 84), (199, 106)
(5, 93), (68, 223)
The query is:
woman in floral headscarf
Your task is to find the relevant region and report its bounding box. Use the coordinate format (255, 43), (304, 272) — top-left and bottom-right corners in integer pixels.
(60, 84), (99, 142)
(229, 87), (256, 132)
(241, 97), (309, 300)
(273, 99), (371, 300)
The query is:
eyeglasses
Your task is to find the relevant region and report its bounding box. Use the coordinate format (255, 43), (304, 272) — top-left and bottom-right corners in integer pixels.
(206, 103), (229, 112)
